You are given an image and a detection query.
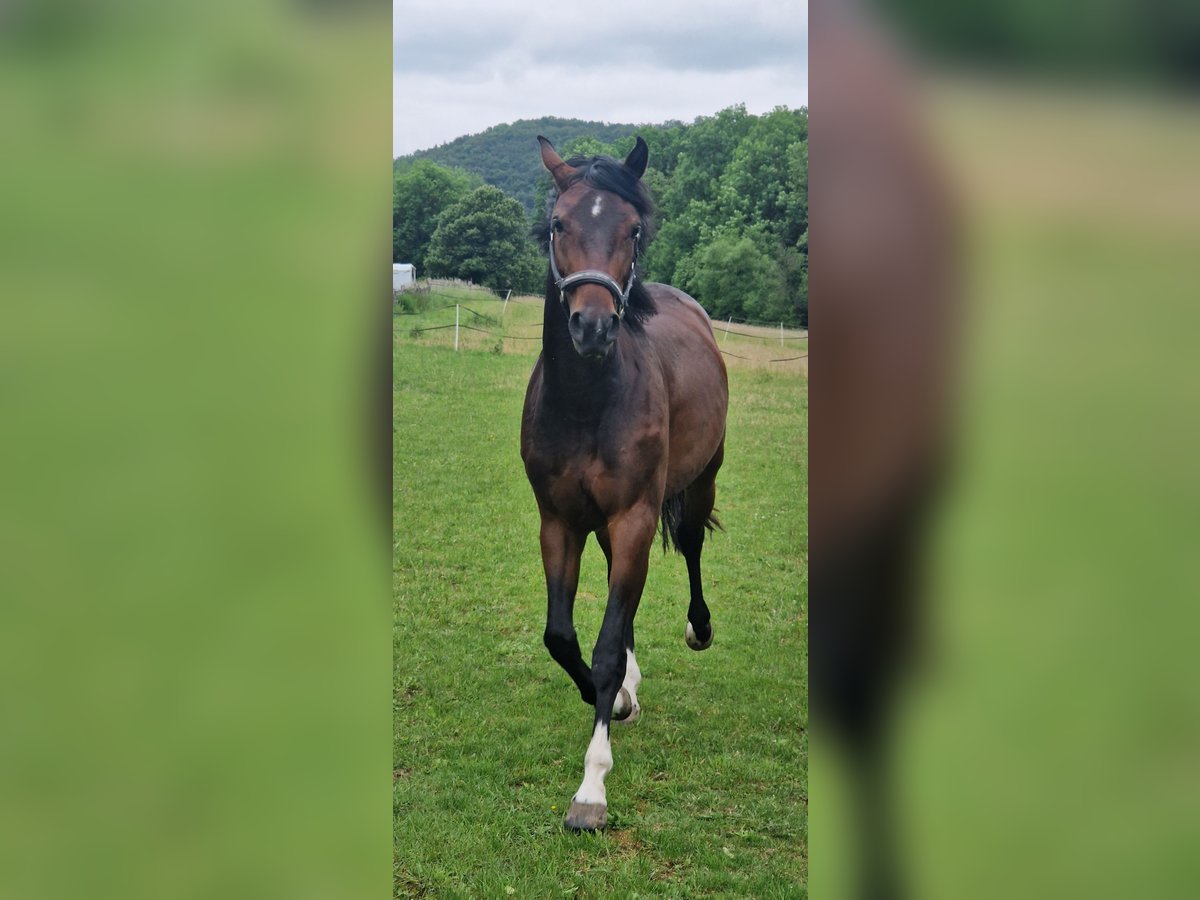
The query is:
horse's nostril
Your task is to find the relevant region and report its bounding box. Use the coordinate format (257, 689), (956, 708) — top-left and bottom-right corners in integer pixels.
(569, 312), (582, 329)
(605, 315), (620, 342)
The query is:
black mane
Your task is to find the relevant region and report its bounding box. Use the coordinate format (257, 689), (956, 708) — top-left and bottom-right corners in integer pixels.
(532, 152), (658, 330)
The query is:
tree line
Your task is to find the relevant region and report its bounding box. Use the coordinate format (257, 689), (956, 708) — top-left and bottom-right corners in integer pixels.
(393, 105), (808, 326)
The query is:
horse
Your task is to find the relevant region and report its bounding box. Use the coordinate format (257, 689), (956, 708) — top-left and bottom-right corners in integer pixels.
(520, 136), (729, 831)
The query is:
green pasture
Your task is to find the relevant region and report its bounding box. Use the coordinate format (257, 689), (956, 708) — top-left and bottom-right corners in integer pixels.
(393, 290), (808, 896)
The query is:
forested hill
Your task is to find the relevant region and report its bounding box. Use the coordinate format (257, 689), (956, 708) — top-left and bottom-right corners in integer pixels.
(394, 105), (808, 326)
(394, 117), (659, 213)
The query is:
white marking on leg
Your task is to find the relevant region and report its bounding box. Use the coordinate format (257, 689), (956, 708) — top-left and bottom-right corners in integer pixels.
(572, 721), (612, 806)
(591, 194), (603, 218)
(612, 649), (642, 722)
(686, 620), (713, 650)
(620, 648), (641, 714)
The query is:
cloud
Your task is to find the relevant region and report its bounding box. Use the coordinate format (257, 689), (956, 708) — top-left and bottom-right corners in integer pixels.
(393, 0), (807, 155)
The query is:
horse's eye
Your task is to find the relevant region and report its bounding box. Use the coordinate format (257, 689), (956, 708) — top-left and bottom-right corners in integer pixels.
(631, 226), (642, 241)
(552, 218), (565, 233)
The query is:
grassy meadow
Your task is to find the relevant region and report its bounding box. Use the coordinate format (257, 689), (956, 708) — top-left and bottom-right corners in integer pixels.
(393, 285), (808, 896)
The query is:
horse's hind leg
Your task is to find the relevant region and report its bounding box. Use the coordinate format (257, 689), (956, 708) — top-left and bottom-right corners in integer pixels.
(612, 616), (642, 723)
(597, 527), (640, 724)
(680, 446), (723, 651)
(680, 500), (714, 650)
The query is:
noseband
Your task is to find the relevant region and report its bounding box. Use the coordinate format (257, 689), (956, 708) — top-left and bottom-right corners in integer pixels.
(548, 229), (638, 320)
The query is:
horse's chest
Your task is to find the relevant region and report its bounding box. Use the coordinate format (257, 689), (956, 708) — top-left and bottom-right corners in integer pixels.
(543, 458), (614, 522)
(526, 424), (663, 521)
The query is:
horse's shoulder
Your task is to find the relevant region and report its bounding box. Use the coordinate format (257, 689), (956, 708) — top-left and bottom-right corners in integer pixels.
(642, 283), (711, 326)
(643, 281), (699, 306)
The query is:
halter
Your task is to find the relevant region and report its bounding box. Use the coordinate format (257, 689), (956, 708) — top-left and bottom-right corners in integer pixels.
(548, 228), (638, 320)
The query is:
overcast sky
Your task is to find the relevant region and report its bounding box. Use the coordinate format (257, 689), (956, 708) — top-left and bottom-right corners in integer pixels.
(393, 0), (807, 157)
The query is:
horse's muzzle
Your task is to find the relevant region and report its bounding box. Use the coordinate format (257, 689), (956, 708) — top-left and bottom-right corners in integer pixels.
(568, 310), (620, 358)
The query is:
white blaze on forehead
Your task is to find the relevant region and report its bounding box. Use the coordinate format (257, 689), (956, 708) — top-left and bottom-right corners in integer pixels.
(591, 194), (603, 218)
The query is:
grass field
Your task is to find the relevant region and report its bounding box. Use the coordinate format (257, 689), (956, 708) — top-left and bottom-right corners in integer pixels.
(393, 288), (808, 896)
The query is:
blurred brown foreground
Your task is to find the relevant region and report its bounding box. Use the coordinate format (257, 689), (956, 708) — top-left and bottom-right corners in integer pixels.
(810, 1), (1200, 897)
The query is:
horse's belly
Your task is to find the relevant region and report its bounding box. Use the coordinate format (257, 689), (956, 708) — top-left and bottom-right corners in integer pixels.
(663, 385), (728, 495)
(664, 434), (722, 497)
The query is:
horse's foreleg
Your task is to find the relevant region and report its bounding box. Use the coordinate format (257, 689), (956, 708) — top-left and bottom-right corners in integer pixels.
(539, 518), (594, 705)
(564, 506), (655, 831)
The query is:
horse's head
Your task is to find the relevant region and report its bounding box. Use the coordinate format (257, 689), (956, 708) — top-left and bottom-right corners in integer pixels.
(538, 135), (651, 359)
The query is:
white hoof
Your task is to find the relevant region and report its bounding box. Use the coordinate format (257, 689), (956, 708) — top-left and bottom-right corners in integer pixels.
(685, 621), (714, 651)
(612, 686), (640, 723)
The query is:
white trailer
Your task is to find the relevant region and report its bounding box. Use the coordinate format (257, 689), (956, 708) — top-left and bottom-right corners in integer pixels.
(392, 263), (416, 292)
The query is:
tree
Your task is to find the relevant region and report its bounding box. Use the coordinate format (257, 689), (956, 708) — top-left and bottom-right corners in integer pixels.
(653, 107), (808, 325)
(657, 105), (754, 220)
(782, 138), (809, 247)
(715, 106), (808, 244)
(774, 239), (807, 327)
(643, 198), (712, 286)
(676, 233), (783, 323)
(637, 106), (808, 320)
(424, 186), (544, 292)
(393, 160), (480, 269)
(794, 228), (809, 327)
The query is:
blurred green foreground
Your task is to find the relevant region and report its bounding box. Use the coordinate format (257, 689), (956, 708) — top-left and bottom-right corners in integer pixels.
(1, 5), (389, 899)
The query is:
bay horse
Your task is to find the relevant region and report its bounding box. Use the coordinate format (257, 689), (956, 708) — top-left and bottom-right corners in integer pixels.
(521, 136), (729, 831)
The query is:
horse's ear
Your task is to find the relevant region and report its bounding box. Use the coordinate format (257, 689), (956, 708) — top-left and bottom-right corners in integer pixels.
(624, 136), (649, 179)
(538, 136), (578, 191)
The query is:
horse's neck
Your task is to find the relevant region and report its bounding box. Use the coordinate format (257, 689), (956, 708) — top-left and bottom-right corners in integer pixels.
(541, 289), (618, 411)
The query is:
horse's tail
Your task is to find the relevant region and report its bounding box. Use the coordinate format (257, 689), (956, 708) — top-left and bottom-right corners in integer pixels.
(660, 491), (722, 554)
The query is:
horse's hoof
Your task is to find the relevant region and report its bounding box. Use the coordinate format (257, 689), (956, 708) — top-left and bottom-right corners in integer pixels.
(685, 621), (714, 651)
(612, 687), (641, 725)
(609, 691), (638, 724)
(564, 800), (608, 831)
(614, 703), (641, 725)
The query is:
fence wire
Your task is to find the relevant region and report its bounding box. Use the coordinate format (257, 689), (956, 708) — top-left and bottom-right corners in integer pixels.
(408, 323), (541, 341)
(398, 287), (807, 357)
(397, 288), (806, 334)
